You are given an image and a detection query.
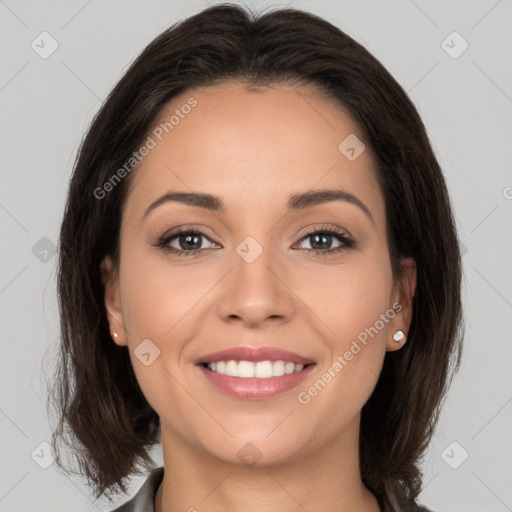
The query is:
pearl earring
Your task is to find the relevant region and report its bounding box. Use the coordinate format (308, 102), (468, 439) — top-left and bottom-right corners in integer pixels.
(112, 332), (119, 339)
(393, 330), (405, 343)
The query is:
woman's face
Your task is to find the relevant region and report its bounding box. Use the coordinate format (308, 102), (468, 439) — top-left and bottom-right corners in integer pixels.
(102, 82), (415, 466)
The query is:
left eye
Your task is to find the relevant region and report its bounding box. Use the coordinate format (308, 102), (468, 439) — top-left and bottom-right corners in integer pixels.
(296, 231), (344, 251)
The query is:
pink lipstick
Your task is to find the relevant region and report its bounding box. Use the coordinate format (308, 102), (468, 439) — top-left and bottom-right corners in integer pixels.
(195, 346), (316, 400)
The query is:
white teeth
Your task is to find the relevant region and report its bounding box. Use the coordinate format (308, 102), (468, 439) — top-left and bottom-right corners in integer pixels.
(273, 360), (285, 376)
(255, 361), (273, 378)
(206, 359), (306, 378)
(225, 360), (238, 377)
(238, 360), (255, 378)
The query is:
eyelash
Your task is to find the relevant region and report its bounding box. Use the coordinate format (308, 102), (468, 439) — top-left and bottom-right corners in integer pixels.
(155, 225), (356, 258)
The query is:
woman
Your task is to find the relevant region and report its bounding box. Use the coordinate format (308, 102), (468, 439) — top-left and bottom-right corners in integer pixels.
(48, 4), (464, 511)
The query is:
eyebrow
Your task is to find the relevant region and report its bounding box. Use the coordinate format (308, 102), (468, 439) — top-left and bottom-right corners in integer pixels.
(143, 189), (374, 224)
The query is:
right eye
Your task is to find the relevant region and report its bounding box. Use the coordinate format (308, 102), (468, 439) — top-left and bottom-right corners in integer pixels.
(157, 229), (219, 257)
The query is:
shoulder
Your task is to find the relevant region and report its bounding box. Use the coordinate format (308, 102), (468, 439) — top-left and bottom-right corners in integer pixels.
(109, 466), (164, 512)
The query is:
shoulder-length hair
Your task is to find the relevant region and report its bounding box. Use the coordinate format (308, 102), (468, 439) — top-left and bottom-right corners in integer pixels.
(47, 4), (464, 510)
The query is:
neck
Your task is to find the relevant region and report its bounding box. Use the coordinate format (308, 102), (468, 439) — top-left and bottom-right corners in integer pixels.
(155, 415), (381, 512)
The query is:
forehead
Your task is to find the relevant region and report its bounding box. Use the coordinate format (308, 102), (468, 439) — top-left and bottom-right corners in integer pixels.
(124, 82), (383, 222)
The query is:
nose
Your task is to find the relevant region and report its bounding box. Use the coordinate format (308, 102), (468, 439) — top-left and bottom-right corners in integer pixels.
(216, 238), (295, 329)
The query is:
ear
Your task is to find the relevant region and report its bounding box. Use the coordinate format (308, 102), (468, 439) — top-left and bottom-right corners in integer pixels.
(386, 257), (417, 352)
(100, 255), (127, 347)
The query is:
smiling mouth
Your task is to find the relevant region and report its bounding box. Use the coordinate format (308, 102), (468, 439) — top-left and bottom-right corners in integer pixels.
(199, 360), (315, 378)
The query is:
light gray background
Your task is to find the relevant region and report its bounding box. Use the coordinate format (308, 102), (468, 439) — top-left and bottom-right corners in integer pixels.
(1, 0), (511, 511)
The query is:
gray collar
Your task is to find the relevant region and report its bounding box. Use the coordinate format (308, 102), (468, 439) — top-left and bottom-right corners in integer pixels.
(111, 466), (164, 512)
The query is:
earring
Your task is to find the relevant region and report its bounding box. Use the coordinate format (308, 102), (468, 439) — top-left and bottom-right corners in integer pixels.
(393, 330), (406, 343)
(112, 332), (119, 339)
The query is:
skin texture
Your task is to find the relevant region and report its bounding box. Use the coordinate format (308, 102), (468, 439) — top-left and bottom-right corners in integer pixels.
(102, 82), (416, 512)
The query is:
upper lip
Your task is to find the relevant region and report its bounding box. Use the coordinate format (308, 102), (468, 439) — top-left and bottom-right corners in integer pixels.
(195, 346), (315, 365)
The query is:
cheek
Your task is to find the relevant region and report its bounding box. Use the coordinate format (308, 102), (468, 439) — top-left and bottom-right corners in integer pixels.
(119, 253), (212, 340)
(118, 255), (200, 419)
(297, 258), (393, 405)
(300, 257), (394, 344)
(118, 255), (214, 409)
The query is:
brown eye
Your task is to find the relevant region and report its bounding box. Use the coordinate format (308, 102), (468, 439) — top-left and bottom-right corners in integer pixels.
(157, 230), (217, 256)
(295, 227), (356, 256)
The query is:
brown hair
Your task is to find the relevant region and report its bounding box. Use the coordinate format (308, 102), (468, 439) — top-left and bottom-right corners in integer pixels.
(47, 4), (464, 510)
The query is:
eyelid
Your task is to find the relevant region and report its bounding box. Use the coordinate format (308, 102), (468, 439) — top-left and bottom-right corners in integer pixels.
(158, 224), (218, 241)
(296, 223), (352, 240)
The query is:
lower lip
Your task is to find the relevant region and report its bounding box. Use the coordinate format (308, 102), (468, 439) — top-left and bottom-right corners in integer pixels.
(197, 364), (315, 400)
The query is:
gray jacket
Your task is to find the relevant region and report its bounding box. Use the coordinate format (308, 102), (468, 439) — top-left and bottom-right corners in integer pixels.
(110, 467), (164, 512)
(109, 466), (435, 512)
